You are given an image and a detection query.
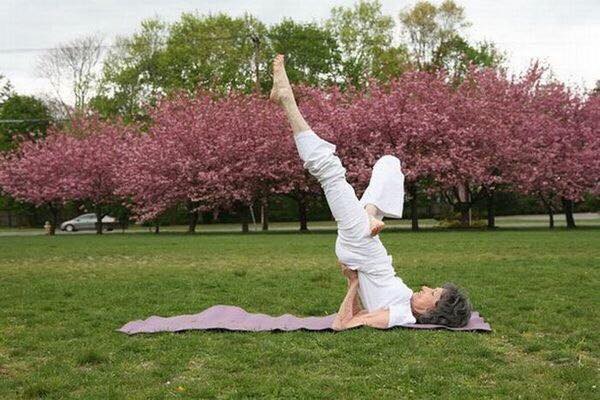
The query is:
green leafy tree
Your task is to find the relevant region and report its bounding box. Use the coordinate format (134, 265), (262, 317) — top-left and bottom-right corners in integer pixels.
(433, 36), (505, 83)
(399, 0), (470, 69)
(0, 95), (50, 151)
(93, 19), (168, 121)
(0, 74), (13, 105)
(267, 19), (341, 86)
(326, 0), (406, 87)
(95, 13), (268, 120)
(163, 12), (266, 94)
(399, 0), (503, 80)
(370, 45), (412, 82)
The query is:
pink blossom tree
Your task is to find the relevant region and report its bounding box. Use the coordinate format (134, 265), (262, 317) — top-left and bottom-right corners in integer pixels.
(118, 91), (296, 233)
(508, 70), (595, 228)
(578, 93), (600, 198)
(436, 67), (534, 227)
(0, 115), (135, 235)
(208, 92), (295, 232)
(115, 92), (221, 233)
(0, 133), (80, 234)
(63, 115), (137, 234)
(330, 72), (455, 230)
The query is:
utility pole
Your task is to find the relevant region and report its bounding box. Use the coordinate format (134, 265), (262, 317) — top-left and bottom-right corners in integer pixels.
(251, 32), (269, 231)
(251, 33), (261, 94)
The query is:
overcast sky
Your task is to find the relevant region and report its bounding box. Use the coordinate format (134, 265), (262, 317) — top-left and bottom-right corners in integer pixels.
(1, 0), (598, 103)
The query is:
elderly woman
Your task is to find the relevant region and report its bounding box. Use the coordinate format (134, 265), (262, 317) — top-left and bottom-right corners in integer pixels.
(270, 54), (472, 331)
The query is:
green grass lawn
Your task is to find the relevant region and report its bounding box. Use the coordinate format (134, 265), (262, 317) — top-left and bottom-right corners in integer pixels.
(1, 229), (599, 399)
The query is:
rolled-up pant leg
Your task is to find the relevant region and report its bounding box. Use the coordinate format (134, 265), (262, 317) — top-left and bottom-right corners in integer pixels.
(359, 155), (405, 220)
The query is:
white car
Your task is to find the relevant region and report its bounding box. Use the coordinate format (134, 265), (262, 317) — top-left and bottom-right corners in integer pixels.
(60, 213), (117, 232)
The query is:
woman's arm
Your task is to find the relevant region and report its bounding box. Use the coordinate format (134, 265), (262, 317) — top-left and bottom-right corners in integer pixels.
(332, 280), (360, 331)
(339, 263), (362, 316)
(332, 267), (390, 331)
(334, 306), (391, 330)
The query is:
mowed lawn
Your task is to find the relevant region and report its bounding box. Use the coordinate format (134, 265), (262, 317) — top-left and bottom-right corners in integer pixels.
(0, 229), (598, 399)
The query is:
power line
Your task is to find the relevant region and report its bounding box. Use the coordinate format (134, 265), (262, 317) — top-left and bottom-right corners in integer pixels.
(0, 35), (254, 55)
(0, 119), (67, 124)
(0, 45), (115, 54)
(0, 31), (357, 55)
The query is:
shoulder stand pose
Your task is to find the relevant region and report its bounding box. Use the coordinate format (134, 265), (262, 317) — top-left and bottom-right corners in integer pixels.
(270, 54), (472, 331)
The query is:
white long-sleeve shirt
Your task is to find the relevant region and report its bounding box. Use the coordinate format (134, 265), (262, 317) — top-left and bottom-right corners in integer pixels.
(294, 130), (416, 327)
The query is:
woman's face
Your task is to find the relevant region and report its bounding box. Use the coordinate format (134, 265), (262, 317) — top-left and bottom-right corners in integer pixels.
(411, 286), (444, 315)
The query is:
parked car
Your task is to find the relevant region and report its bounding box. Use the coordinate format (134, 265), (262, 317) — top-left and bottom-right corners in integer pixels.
(60, 213), (117, 232)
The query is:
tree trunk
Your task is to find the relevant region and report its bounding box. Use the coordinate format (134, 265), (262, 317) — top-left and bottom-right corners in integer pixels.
(186, 199), (199, 234)
(261, 197), (269, 231)
(408, 183), (419, 231)
(460, 208), (470, 226)
(119, 209), (130, 233)
(548, 209), (554, 229)
(95, 204), (103, 234)
(48, 203), (58, 236)
(539, 195), (554, 229)
(154, 221), (160, 234)
(239, 204), (249, 233)
(455, 183), (472, 227)
(453, 202), (471, 227)
(487, 190), (496, 229)
(562, 198), (576, 229)
(298, 195), (308, 232)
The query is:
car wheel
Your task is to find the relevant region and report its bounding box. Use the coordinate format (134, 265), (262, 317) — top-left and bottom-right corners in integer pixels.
(65, 224), (75, 232)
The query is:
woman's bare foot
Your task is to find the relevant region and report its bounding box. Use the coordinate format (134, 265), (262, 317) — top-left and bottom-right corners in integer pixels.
(269, 54), (295, 105)
(369, 216), (385, 236)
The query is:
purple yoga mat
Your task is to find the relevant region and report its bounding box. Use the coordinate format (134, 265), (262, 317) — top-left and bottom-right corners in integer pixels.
(118, 305), (491, 335)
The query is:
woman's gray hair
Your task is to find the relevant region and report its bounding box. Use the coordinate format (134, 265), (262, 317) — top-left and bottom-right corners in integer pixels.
(416, 283), (472, 327)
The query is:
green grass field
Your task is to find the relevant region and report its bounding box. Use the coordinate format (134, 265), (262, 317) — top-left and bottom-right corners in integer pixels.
(1, 229), (599, 399)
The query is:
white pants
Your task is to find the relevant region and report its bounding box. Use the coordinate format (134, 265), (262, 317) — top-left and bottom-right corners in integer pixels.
(294, 130), (415, 324)
(294, 130), (405, 267)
